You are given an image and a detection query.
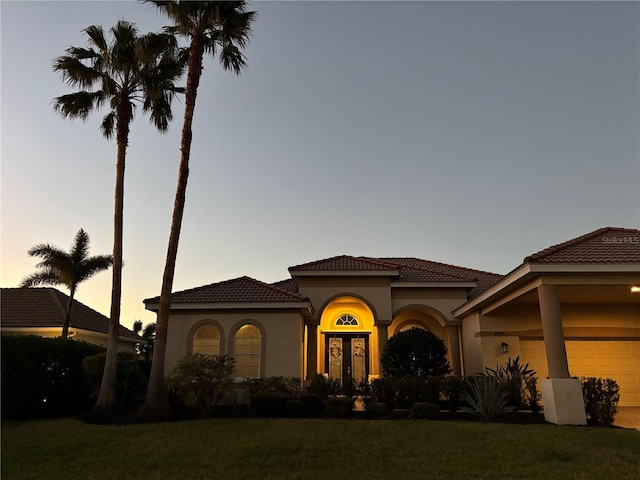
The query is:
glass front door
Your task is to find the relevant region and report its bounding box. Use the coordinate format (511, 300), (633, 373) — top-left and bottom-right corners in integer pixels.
(326, 334), (369, 385)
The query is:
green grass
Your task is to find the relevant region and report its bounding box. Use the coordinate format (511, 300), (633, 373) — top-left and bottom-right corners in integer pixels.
(2, 418), (639, 480)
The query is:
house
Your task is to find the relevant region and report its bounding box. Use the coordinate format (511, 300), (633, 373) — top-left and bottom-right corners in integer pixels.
(143, 227), (640, 424)
(1, 287), (142, 351)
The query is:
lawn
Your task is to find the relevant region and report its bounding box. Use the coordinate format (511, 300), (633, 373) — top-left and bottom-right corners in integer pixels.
(2, 417), (638, 480)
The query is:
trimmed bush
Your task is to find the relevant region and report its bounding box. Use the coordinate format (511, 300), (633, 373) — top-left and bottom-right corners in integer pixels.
(1, 335), (103, 419)
(300, 393), (324, 413)
(284, 399), (305, 418)
(365, 401), (389, 418)
(325, 397), (354, 418)
(250, 393), (296, 418)
(371, 377), (397, 408)
(410, 402), (440, 420)
(441, 375), (463, 412)
(581, 377), (620, 425)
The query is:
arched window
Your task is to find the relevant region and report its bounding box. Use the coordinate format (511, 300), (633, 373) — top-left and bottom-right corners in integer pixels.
(336, 314), (358, 326)
(192, 325), (220, 355)
(234, 324), (261, 378)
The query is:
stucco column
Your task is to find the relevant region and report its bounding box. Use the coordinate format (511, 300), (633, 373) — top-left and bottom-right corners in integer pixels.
(537, 284), (586, 425)
(377, 323), (389, 375)
(447, 325), (462, 377)
(537, 284), (570, 379)
(306, 323), (318, 379)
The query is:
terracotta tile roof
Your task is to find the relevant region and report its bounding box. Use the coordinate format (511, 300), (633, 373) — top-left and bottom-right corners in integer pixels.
(376, 257), (503, 297)
(288, 256), (503, 298)
(270, 278), (298, 293)
(289, 255), (400, 272)
(524, 227), (640, 264)
(0, 288), (141, 341)
(144, 276), (308, 305)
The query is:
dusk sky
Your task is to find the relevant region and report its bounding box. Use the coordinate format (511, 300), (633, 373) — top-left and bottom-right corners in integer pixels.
(2, 1), (639, 330)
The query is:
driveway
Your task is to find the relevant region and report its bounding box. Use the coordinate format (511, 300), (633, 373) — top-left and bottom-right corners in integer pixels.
(614, 407), (640, 430)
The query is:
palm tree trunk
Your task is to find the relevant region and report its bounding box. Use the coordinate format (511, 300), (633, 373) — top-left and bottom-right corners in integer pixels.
(95, 106), (129, 410)
(144, 37), (206, 416)
(61, 286), (76, 339)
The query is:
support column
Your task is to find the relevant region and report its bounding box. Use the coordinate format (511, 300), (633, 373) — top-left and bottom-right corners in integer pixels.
(537, 284), (586, 425)
(538, 284), (570, 379)
(377, 323), (389, 376)
(447, 325), (462, 377)
(306, 323), (318, 379)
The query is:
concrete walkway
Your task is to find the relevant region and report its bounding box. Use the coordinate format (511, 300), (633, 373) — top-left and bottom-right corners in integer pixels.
(614, 407), (640, 430)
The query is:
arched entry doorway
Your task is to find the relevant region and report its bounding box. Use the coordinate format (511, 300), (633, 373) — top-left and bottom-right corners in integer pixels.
(318, 297), (376, 384)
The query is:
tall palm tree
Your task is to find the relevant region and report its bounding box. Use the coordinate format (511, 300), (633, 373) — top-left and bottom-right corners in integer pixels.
(53, 21), (184, 409)
(142, 1), (256, 415)
(21, 229), (113, 338)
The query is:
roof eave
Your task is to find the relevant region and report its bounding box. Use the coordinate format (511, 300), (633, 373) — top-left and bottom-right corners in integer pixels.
(453, 262), (640, 318)
(145, 301), (313, 315)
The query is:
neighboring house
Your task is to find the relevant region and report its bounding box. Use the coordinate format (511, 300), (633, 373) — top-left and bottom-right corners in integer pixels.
(1, 287), (142, 352)
(144, 227), (640, 423)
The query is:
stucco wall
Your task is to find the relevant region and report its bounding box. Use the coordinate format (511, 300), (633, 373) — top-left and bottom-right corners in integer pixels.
(164, 310), (304, 378)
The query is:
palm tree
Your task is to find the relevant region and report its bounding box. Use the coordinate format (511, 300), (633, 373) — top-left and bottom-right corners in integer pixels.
(133, 320), (156, 361)
(142, 1), (256, 415)
(21, 229), (113, 338)
(53, 21), (184, 409)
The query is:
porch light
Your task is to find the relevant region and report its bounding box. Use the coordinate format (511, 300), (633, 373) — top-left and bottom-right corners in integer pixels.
(501, 342), (509, 354)
(631, 286), (640, 293)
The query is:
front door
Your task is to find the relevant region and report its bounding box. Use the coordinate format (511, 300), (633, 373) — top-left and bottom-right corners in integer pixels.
(326, 334), (369, 385)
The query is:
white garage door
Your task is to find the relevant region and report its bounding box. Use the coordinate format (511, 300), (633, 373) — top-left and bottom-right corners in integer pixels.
(520, 340), (640, 407)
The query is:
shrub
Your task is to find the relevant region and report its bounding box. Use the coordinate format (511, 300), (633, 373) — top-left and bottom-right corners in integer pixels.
(365, 401), (389, 418)
(381, 328), (452, 378)
(410, 402), (440, 420)
(325, 397), (354, 418)
(581, 377), (620, 425)
(166, 354), (234, 418)
(250, 393), (291, 417)
(300, 393), (324, 413)
(1, 335), (103, 419)
(371, 377), (397, 408)
(485, 356), (535, 410)
(524, 375), (541, 414)
(245, 376), (302, 397)
(83, 352), (150, 410)
(441, 375), (463, 412)
(306, 374), (330, 399)
(284, 399), (305, 418)
(460, 375), (515, 422)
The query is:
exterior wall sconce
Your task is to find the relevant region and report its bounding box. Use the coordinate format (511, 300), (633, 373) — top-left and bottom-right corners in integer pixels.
(501, 342), (509, 354)
(631, 286), (640, 293)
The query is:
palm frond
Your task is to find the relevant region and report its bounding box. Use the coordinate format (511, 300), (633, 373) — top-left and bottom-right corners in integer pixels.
(84, 25), (109, 53)
(20, 269), (64, 288)
(53, 55), (102, 89)
(76, 255), (114, 283)
(100, 111), (117, 139)
(53, 91), (106, 121)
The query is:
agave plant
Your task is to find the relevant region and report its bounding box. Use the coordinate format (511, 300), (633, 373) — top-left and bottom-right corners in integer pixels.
(460, 375), (515, 422)
(485, 355), (535, 409)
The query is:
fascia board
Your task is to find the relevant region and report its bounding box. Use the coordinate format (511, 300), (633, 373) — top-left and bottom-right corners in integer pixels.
(392, 282), (476, 288)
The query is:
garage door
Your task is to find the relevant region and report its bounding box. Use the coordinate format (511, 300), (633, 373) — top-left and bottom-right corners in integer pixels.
(520, 340), (640, 407)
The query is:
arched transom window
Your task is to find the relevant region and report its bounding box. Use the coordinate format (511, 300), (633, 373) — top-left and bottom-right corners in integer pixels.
(193, 325), (220, 355)
(234, 324), (261, 378)
(336, 314), (358, 326)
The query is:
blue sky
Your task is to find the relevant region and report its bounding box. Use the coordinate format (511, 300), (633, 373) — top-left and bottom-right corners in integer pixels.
(2, 1), (639, 330)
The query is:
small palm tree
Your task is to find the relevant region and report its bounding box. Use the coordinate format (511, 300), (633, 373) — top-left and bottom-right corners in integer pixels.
(21, 229), (113, 338)
(53, 20), (184, 409)
(142, 1), (256, 416)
